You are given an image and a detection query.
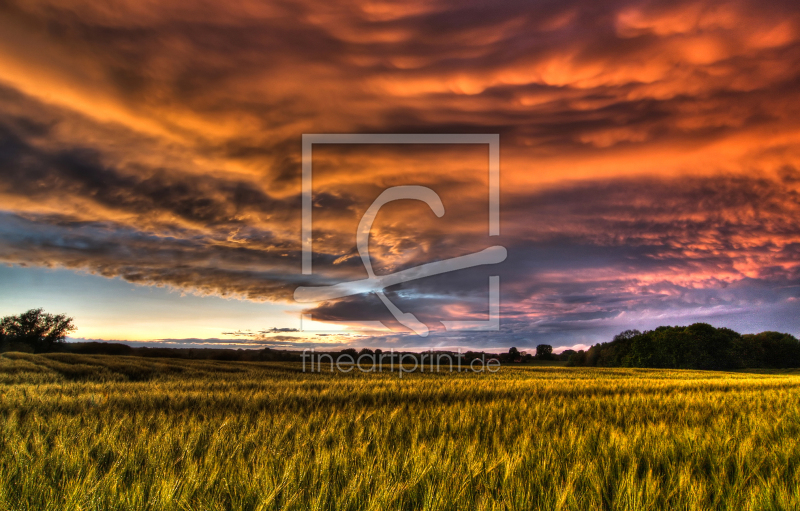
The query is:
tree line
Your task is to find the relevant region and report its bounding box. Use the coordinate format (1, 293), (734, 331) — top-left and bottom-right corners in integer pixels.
(565, 323), (800, 369)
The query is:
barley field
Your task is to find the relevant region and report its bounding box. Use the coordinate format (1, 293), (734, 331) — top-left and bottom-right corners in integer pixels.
(1, 352), (799, 510)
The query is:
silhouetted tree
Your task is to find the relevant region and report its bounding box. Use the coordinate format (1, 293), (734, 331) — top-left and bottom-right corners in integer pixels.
(558, 349), (576, 361)
(566, 350), (586, 366)
(744, 331), (800, 368)
(340, 348), (358, 359)
(0, 308), (76, 353)
(614, 330), (641, 342)
(508, 347), (520, 361)
(535, 344), (553, 360)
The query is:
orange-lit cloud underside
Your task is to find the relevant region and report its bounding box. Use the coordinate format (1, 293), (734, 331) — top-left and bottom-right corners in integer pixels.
(0, 0), (799, 345)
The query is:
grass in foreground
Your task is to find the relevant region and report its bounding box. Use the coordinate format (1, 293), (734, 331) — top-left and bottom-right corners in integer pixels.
(1, 352), (800, 510)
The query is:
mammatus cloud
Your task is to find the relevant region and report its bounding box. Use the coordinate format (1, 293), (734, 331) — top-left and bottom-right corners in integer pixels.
(302, 171), (800, 344)
(1, 0), (799, 345)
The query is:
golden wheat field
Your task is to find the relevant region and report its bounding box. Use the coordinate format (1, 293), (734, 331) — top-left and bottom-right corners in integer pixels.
(1, 352), (799, 511)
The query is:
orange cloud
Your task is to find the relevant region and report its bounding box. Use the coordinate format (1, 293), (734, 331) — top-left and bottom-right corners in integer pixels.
(1, 0), (799, 341)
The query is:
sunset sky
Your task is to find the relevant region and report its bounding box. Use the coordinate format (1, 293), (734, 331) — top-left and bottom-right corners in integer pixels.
(1, 0), (799, 351)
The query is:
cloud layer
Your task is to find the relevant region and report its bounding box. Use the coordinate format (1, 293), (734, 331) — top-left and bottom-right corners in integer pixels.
(1, 0), (799, 346)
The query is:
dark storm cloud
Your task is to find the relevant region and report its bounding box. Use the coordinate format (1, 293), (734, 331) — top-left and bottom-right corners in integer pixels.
(0, 212), (302, 300)
(0, 109), (294, 228)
